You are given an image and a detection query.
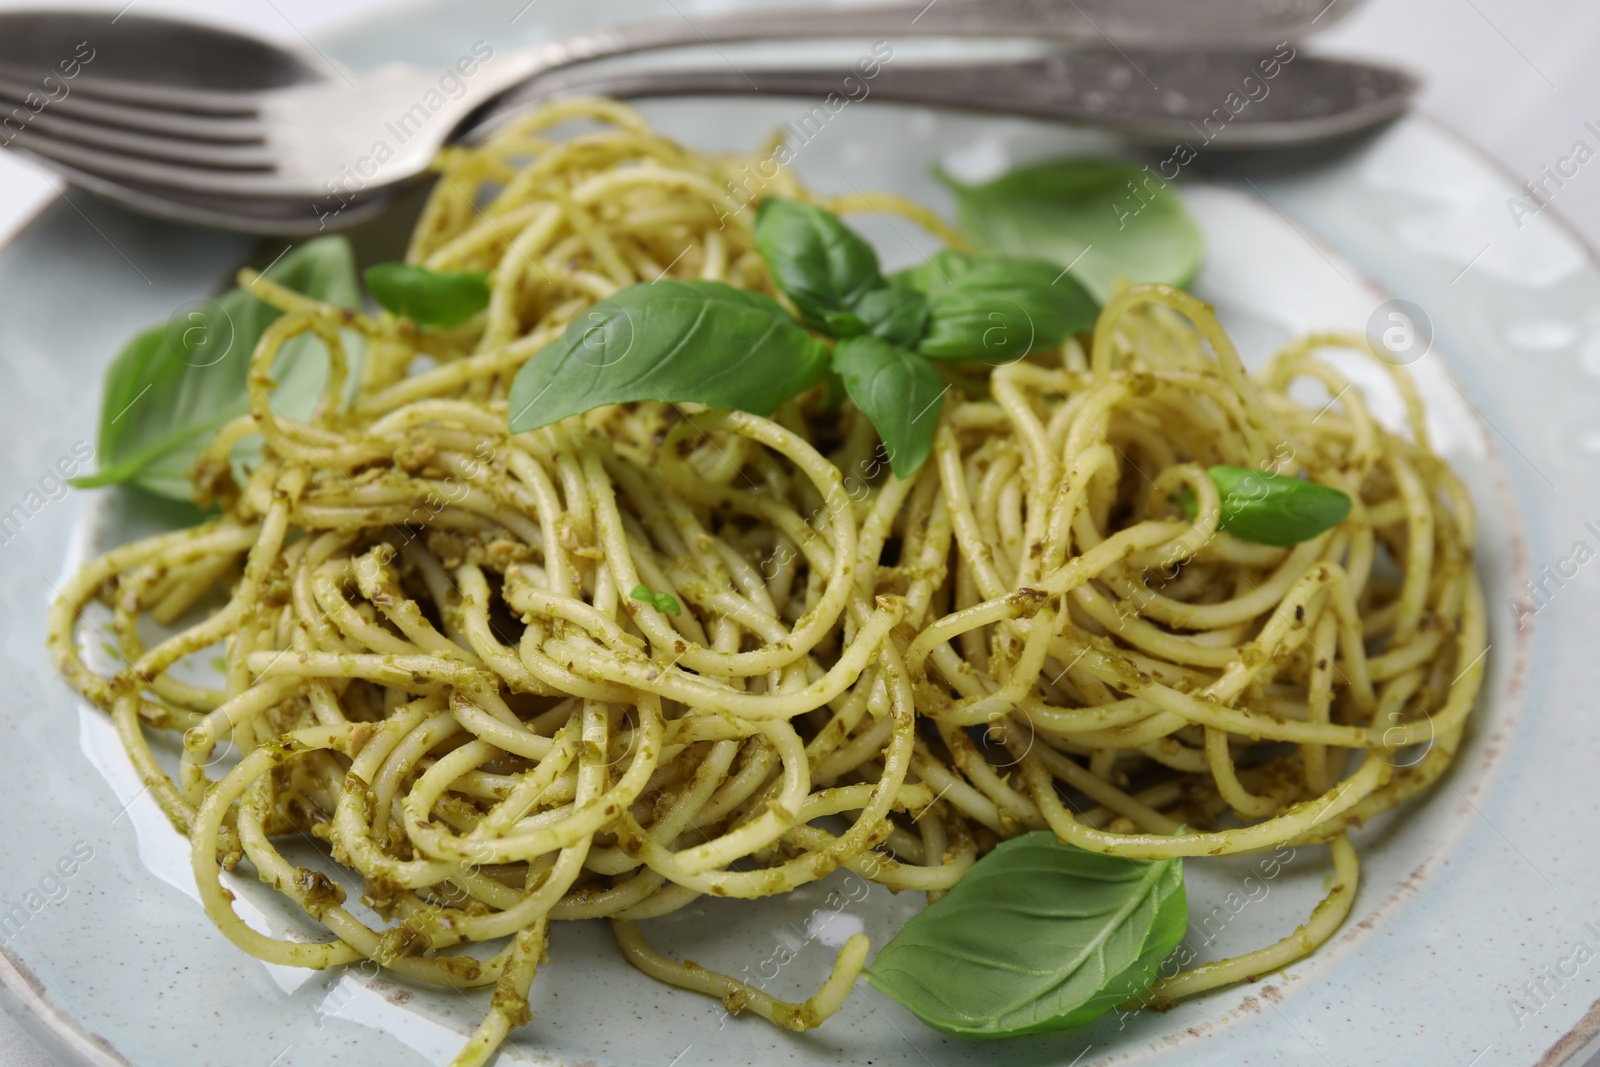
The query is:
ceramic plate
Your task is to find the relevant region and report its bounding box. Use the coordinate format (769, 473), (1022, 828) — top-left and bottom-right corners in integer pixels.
(1, 2), (1596, 1065)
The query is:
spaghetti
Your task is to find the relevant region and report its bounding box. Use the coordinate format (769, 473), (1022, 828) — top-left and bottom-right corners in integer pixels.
(49, 98), (1484, 1064)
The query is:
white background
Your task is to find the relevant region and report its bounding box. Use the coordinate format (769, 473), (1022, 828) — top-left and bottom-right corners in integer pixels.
(0, 0), (1595, 1064)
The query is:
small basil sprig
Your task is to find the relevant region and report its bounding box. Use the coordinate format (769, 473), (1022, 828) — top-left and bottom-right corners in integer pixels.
(753, 199), (1095, 474)
(756, 199), (1096, 364)
(630, 584), (681, 615)
(865, 833), (1186, 1037)
(507, 198), (1100, 479)
(938, 158), (1204, 303)
(1178, 465), (1352, 546)
(365, 263), (491, 327)
(72, 236), (361, 500)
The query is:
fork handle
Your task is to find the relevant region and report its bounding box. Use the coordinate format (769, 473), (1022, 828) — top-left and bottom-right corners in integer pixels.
(472, 50), (1414, 150)
(587, 0), (1337, 51)
(470, 0), (1342, 109)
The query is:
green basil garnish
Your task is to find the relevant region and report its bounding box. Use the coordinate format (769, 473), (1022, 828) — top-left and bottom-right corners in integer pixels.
(753, 197), (886, 335)
(507, 198), (1108, 478)
(831, 335), (945, 479)
(850, 286), (930, 348)
(865, 832), (1186, 1037)
(1180, 465), (1352, 546)
(364, 263), (491, 327)
(937, 158), (1204, 303)
(898, 251), (1097, 362)
(506, 280), (830, 432)
(888, 248), (974, 299)
(71, 236), (360, 500)
(629, 584), (681, 615)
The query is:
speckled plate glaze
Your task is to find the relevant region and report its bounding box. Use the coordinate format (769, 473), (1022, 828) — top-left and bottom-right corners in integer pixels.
(1, 3), (1596, 1065)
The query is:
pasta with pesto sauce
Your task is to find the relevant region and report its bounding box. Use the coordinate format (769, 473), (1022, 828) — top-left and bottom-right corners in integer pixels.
(49, 99), (1484, 1065)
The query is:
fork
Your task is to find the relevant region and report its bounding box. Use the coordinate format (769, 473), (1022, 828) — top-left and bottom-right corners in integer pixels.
(0, 0), (1357, 210)
(0, 47), (1415, 236)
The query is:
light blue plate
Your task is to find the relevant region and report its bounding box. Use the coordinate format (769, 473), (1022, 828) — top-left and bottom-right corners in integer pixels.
(0, 3), (1594, 1065)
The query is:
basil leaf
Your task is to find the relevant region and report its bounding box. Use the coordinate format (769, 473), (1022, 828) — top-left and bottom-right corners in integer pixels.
(754, 198), (886, 336)
(888, 249), (974, 300)
(1191, 465), (1352, 547)
(630, 584), (681, 615)
(865, 832), (1186, 1037)
(832, 335), (944, 479)
(71, 237), (361, 500)
(937, 158), (1204, 303)
(852, 287), (930, 348)
(507, 279), (831, 432)
(365, 262), (491, 327)
(910, 255), (1098, 362)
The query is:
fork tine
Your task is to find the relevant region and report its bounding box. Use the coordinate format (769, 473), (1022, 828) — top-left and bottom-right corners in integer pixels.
(4, 127), (294, 196)
(5, 143), (395, 235)
(0, 66), (265, 116)
(0, 75), (267, 144)
(0, 102), (275, 170)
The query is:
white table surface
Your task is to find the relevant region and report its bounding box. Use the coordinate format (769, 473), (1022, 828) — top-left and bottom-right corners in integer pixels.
(0, 0), (1595, 1064)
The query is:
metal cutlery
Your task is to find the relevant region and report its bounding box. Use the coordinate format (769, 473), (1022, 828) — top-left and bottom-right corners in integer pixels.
(0, 2), (1383, 234)
(498, 49), (1412, 151)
